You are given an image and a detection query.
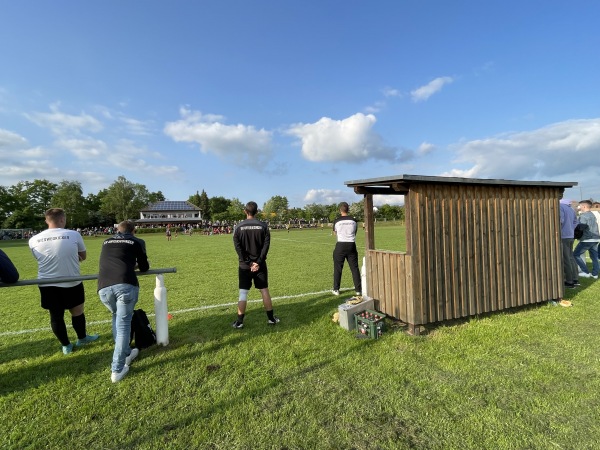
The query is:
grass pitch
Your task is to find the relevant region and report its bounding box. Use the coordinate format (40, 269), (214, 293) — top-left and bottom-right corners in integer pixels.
(1, 225), (599, 449)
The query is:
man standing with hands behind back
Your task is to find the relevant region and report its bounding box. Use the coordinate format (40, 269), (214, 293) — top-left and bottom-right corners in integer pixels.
(332, 201), (362, 297)
(29, 208), (99, 355)
(98, 220), (150, 383)
(232, 201), (279, 329)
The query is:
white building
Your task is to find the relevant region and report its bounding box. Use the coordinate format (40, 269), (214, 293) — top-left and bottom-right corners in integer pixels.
(136, 201), (203, 226)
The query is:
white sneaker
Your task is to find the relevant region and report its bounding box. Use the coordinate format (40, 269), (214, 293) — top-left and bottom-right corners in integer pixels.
(331, 290), (340, 296)
(579, 272), (592, 278)
(592, 275), (599, 280)
(111, 365), (130, 383)
(125, 348), (139, 366)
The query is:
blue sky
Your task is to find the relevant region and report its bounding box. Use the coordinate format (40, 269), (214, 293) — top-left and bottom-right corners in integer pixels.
(1, 1), (599, 208)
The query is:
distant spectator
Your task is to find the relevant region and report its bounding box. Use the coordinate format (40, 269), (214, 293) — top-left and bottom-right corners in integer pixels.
(0, 249), (19, 283)
(574, 200), (600, 279)
(559, 198), (579, 289)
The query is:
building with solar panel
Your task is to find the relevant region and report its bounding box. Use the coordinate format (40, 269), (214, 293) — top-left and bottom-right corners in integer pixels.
(136, 201), (203, 227)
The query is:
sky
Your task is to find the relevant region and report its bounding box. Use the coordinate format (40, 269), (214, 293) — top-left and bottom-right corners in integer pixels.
(1, 0), (599, 208)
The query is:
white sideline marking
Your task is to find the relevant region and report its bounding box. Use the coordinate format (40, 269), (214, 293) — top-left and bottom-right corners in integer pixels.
(0, 288), (350, 337)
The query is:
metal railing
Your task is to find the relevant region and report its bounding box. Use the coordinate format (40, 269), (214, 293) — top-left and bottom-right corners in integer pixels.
(0, 267), (176, 346)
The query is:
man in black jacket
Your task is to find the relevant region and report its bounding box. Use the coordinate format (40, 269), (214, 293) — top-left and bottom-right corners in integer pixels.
(0, 249), (19, 283)
(98, 220), (149, 383)
(232, 201), (279, 329)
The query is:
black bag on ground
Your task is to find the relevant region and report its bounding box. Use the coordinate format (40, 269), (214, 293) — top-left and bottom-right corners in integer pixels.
(130, 309), (156, 349)
(574, 223), (589, 240)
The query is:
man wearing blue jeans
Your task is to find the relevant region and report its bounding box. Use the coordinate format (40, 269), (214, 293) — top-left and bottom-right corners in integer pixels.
(98, 221), (149, 383)
(573, 200), (600, 280)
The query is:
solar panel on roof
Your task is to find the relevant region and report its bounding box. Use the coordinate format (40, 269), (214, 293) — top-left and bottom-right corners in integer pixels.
(145, 201), (199, 211)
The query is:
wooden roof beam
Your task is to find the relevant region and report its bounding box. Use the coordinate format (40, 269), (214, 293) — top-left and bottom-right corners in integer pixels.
(354, 186), (409, 195)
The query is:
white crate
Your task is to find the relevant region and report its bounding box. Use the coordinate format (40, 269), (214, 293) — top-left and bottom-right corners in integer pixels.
(338, 297), (374, 331)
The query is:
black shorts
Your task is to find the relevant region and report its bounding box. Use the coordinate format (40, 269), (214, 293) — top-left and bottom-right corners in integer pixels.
(39, 283), (85, 310)
(238, 263), (268, 290)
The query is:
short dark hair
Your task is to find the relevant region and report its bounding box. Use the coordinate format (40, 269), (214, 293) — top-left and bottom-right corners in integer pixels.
(244, 201), (258, 216)
(579, 200), (593, 208)
(117, 220), (136, 234)
(339, 202), (349, 213)
(45, 208), (66, 223)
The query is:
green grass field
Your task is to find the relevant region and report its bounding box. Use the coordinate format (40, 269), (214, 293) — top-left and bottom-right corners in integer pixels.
(1, 225), (599, 449)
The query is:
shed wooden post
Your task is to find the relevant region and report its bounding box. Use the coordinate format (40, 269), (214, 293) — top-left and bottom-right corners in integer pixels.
(363, 194), (375, 251)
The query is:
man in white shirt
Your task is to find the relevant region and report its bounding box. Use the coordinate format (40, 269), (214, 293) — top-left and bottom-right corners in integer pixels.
(29, 208), (99, 355)
(331, 202), (362, 296)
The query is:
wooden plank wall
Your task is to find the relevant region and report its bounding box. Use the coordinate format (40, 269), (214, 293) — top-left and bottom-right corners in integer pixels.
(366, 250), (412, 323)
(402, 184), (563, 325)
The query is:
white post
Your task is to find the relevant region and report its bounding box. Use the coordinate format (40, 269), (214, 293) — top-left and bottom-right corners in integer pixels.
(154, 274), (169, 346)
(361, 256), (367, 297)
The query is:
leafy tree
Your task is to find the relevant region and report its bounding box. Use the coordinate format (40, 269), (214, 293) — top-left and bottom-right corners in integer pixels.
(100, 176), (150, 222)
(51, 180), (87, 228)
(0, 186), (10, 225)
(149, 191), (166, 203)
(262, 195), (289, 222)
(209, 196), (230, 218)
(86, 190), (116, 227)
(188, 191), (202, 207)
(199, 190), (210, 220)
(226, 198), (246, 222)
(1, 179), (57, 228)
(26, 179), (58, 216)
(303, 203), (329, 224)
(350, 200), (365, 221)
(3, 206), (40, 230)
(378, 204), (404, 221)
(7, 180), (57, 218)
(287, 207), (305, 223)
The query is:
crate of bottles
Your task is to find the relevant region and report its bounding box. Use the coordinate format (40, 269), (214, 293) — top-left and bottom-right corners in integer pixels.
(354, 309), (386, 339)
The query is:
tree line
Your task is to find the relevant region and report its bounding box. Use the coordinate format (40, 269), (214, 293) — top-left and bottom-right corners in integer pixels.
(0, 176), (404, 230)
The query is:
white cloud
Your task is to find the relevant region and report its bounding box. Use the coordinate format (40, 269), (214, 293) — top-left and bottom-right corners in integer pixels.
(105, 140), (179, 176)
(411, 76), (454, 102)
(364, 101), (385, 114)
(382, 87), (401, 98)
(373, 194), (404, 206)
(287, 113), (398, 163)
(0, 159), (63, 180)
(303, 189), (349, 205)
(0, 128), (28, 149)
(24, 103), (103, 135)
(164, 107), (273, 169)
(303, 189), (403, 207)
(446, 118), (600, 181)
(57, 138), (108, 158)
(120, 116), (155, 136)
(417, 141), (435, 155)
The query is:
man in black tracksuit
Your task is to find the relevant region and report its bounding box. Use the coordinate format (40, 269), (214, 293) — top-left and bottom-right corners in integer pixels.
(231, 201), (279, 329)
(332, 202), (362, 296)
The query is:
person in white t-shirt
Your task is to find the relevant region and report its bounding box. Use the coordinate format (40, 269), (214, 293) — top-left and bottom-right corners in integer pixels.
(29, 208), (99, 355)
(331, 202), (362, 296)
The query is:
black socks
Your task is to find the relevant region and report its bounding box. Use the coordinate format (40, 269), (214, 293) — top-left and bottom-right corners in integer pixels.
(71, 313), (87, 340)
(49, 309), (70, 346)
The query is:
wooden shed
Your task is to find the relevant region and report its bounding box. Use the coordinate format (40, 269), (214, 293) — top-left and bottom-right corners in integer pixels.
(345, 175), (577, 334)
